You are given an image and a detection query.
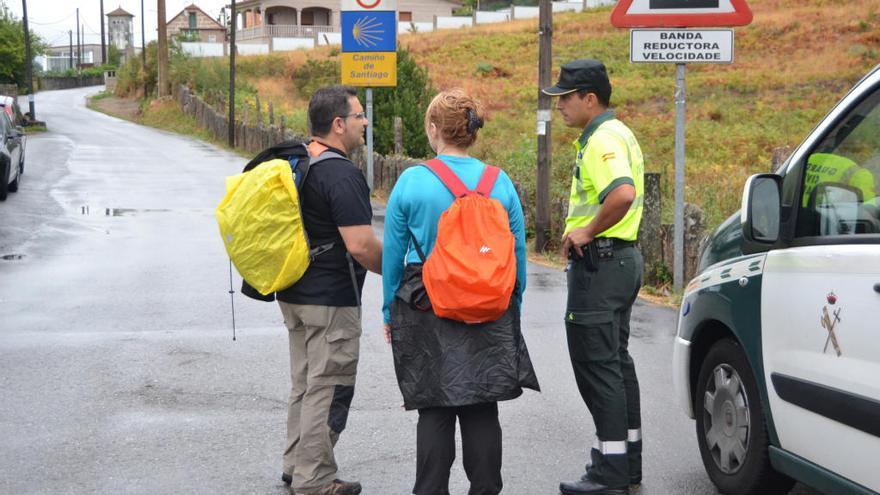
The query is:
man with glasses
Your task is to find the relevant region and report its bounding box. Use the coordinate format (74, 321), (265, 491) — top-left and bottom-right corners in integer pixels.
(277, 85), (381, 495)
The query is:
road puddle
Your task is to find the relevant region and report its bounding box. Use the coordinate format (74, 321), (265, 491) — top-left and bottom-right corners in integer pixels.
(104, 208), (171, 217)
(78, 206), (174, 216)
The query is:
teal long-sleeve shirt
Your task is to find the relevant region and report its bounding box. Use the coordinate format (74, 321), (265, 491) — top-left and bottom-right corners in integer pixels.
(382, 155), (527, 323)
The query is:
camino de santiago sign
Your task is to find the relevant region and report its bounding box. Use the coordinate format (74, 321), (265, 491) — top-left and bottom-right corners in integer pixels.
(610, 0), (753, 292)
(341, 0), (398, 87)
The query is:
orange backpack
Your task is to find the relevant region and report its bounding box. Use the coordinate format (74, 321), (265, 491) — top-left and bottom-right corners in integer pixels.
(412, 158), (517, 324)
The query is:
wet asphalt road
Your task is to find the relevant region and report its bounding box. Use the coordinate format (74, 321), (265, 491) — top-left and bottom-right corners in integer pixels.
(0, 87), (820, 495)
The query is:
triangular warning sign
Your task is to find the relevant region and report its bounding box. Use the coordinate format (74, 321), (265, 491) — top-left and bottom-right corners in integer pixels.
(611, 0), (753, 28)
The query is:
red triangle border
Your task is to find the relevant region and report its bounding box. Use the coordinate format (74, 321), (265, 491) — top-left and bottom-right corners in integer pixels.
(611, 0), (753, 28)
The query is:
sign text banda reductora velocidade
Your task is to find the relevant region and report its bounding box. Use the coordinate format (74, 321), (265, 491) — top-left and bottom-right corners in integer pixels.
(630, 29), (733, 63)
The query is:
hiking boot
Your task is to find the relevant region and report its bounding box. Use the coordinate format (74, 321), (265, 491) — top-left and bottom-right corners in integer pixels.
(313, 479), (362, 495)
(282, 473), (292, 485)
(560, 478), (628, 495)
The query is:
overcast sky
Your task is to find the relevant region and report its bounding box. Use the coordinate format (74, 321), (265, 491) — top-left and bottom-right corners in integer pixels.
(6, 0), (231, 48)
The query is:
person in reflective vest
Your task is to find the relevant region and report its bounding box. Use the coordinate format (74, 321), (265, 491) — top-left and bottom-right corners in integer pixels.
(543, 59), (645, 495)
(802, 152), (877, 207)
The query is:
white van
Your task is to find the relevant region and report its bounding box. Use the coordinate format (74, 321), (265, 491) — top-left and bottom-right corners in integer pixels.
(673, 64), (880, 495)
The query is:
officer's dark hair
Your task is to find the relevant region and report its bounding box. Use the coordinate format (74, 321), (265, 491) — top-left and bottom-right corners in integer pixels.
(308, 85), (358, 137)
(577, 87), (611, 108)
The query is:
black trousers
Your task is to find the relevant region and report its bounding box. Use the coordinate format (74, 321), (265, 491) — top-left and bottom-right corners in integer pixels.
(565, 246), (643, 488)
(413, 402), (503, 495)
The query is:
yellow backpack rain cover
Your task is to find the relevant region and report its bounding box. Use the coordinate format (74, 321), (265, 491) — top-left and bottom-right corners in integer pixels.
(216, 159), (310, 295)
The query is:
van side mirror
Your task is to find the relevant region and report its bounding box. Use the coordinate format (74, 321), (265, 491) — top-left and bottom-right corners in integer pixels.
(741, 174), (782, 252)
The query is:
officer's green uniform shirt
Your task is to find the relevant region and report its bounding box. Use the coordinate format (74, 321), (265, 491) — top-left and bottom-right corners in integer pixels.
(565, 111), (645, 241)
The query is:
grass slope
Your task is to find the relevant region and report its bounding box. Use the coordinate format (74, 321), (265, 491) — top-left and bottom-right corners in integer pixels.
(179, 0), (880, 228)
(401, 0), (879, 226)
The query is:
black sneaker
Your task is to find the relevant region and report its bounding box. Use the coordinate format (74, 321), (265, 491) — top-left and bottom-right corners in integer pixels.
(560, 478), (628, 495)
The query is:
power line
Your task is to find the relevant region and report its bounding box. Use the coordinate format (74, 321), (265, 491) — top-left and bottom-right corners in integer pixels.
(45, 34), (68, 46)
(81, 17), (101, 35)
(27, 12), (75, 25)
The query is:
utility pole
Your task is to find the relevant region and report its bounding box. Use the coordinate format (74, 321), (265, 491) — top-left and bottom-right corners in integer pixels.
(76, 8), (80, 69)
(69, 30), (73, 70)
(100, 0), (106, 65)
(157, 0), (169, 96)
(228, 0), (237, 147)
(21, 0), (35, 119)
(141, 0), (146, 65)
(535, 0), (553, 251)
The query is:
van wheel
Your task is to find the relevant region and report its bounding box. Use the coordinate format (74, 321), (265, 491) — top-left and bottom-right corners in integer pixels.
(695, 338), (794, 495)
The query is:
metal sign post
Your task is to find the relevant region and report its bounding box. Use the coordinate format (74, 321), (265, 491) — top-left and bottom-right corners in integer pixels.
(673, 63), (685, 292)
(611, 0), (751, 292)
(340, 0), (398, 191)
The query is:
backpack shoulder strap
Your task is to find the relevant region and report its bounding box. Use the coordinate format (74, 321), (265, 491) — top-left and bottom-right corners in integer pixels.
(475, 165), (501, 198)
(294, 143), (345, 188)
(307, 151), (345, 166)
(422, 158), (470, 198)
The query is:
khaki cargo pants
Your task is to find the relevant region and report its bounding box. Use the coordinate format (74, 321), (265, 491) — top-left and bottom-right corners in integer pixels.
(278, 302), (362, 495)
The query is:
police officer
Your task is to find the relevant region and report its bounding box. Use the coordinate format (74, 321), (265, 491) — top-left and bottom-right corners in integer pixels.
(802, 152), (876, 207)
(542, 59), (645, 495)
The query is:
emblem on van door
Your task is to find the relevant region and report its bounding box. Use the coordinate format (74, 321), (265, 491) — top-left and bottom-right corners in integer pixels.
(820, 292), (842, 357)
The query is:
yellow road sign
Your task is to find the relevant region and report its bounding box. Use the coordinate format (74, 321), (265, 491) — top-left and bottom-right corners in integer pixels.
(341, 52), (397, 87)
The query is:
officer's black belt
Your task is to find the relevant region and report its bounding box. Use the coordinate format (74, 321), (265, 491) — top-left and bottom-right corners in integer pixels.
(594, 237), (635, 250)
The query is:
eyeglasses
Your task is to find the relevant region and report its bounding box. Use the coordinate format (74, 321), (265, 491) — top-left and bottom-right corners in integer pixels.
(341, 112), (367, 120)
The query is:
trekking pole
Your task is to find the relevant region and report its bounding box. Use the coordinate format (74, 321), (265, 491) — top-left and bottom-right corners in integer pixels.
(228, 259), (237, 341)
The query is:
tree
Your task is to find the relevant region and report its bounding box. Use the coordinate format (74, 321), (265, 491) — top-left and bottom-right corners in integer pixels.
(0, 1), (45, 88)
(360, 46), (434, 158)
(107, 44), (121, 68)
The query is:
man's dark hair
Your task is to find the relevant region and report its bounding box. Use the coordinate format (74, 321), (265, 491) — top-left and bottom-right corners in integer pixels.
(308, 85), (358, 137)
(577, 86), (612, 108)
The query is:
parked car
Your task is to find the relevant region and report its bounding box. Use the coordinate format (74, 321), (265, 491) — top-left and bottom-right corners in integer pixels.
(0, 104), (25, 201)
(0, 94), (24, 126)
(673, 64), (880, 495)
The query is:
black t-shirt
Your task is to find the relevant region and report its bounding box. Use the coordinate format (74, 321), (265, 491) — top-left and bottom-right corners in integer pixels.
(276, 146), (373, 306)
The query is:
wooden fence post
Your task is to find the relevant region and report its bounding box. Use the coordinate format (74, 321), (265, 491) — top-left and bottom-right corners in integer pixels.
(638, 172), (663, 283)
(771, 145), (792, 173)
(394, 116), (403, 155)
(255, 94), (262, 125)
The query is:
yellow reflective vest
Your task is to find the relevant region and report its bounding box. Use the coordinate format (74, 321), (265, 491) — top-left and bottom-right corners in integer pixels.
(802, 152), (876, 207)
(565, 112), (645, 241)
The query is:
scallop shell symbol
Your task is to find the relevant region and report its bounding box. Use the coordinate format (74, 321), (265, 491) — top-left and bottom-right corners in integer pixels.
(352, 16), (383, 48)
